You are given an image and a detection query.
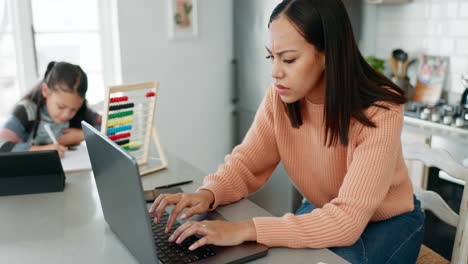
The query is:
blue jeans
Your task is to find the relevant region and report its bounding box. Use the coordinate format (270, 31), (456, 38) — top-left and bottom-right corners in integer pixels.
(296, 197), (425, 264)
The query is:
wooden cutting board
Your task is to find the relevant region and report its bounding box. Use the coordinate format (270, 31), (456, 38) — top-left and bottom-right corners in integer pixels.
(412, 55), (449, 103)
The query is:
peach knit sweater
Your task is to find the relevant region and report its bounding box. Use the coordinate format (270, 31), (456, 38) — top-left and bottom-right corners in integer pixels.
(200, 84), (414, 248)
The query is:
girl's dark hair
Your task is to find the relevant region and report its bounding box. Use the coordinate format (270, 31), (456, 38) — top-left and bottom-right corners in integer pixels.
(23, 61), (89, 139)
(269, 0), (406, 146)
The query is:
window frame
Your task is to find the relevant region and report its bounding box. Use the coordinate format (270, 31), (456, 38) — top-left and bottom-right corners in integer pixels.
(9, 0), (121, 98)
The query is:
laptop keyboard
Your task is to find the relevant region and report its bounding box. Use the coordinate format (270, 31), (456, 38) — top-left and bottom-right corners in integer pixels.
(149, 212), (216, 264)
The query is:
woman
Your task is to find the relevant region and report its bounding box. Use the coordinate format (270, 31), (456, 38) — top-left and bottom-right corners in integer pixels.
(150, 0), (424, 263)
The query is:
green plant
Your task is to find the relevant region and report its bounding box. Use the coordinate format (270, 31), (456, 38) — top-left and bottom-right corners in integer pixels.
(365, 56), (385, 73)
(184, 3), (192, 15)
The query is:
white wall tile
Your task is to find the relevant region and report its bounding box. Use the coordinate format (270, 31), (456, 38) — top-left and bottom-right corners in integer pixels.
(456, 39), (468, 55)
(426, 37), (442, 53)
(376, 21), (401, 37)
(450, 56), (468, 75)
(377, 3), (430, 20)
(446, 2), (459, 19)
(460, 2), (468, 18)
(376, 37), (402, 58)
(440, 39), (456, 55)
(448, 20), (468, 37)
(378, 20), (432, 37)
(426, 20), (445, 36)
(446, 74), (454, 94)
(372, 0), (468, 96)
(430, 3), (443, 19)
(449, 73), (465, 94)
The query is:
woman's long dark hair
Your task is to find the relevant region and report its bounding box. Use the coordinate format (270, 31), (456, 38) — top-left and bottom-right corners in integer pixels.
(23, 61), (89, 140)
(269, 0), (406, 146)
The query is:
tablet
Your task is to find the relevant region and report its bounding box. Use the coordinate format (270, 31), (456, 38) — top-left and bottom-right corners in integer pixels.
(0, 150), (66, 196)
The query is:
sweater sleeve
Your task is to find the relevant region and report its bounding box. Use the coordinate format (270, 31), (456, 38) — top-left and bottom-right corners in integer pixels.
(199, 86), (281, 209)
(0, 105), (33, 152)
(252, 105), (405, 248)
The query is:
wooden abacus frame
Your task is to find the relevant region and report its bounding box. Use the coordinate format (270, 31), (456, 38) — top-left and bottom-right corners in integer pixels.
(101, 81), (168, 175)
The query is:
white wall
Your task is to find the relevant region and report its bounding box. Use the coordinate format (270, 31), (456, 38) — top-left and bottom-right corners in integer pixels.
(116, 0), (233, 173)
(363, 0), (468, 100)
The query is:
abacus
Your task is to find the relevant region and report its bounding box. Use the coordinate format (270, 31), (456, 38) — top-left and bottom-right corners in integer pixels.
(101, 81), (168, 175)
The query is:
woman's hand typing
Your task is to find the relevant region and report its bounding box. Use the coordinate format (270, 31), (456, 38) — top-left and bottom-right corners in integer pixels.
(168, 220), (257, 251)
(149, 190), (215, 233)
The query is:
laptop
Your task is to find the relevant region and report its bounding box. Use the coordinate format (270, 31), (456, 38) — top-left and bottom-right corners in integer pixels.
(82, 121), (268, 264)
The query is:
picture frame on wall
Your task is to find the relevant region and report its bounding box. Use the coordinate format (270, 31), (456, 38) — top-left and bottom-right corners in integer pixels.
(167, 0), (198, 39)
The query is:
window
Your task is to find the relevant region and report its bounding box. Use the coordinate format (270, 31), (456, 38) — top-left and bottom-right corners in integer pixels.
(0, 0), (120, 124)
(31, 0), (104, 105)
(0, 0), (19, 124)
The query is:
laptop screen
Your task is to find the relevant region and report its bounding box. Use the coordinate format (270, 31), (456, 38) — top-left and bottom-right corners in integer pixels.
(82, 121), (158, 264)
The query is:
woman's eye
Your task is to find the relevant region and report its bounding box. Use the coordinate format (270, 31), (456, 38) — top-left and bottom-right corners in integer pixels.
(266, 55), (273, 60)
(283, 59), (296, 64)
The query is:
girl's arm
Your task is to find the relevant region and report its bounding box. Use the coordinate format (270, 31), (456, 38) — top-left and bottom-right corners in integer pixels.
(0, 127), (28, 151)
(0, 105), (33, 152)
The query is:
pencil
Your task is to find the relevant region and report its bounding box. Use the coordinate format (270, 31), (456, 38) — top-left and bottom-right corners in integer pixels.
(44, 124), (58, 144)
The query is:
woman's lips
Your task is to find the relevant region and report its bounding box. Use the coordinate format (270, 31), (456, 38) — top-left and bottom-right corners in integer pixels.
(275, 84), (289, 95)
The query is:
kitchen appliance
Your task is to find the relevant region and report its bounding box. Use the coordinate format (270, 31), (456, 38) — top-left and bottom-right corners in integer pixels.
(392, 49), (408, 80)
(404, 100), (468, 129)
(461, 75), (468, 109)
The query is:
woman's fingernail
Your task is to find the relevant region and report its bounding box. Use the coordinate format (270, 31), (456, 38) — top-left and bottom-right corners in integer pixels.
(168, 234), (174, 242)
(181, 214), (187, 220)
(189, 245), (195, 250)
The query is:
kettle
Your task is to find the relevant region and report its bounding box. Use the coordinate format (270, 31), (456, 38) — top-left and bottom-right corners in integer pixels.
(462, 75), (468, 109)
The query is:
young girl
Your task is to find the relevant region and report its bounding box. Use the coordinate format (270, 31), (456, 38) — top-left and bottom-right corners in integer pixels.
(0, 61), (101, 157)
(150, 0), (424, 263)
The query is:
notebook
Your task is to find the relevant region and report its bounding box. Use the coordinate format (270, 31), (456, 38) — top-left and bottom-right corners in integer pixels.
(61, 143), (92, 173)
(82, 121), (269, 264)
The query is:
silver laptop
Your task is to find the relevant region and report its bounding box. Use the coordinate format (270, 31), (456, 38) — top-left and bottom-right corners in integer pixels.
(82, 121), (268, 264)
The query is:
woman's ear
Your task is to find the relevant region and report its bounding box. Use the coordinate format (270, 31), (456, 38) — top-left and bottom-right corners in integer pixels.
(314, 47), (326, 71)
(41, 83), (49, 98)
(319, 51), (325, 69)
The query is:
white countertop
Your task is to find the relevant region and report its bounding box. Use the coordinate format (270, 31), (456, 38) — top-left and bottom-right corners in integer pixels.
(404, 116), (468, 142)
(0, 155), (348, 264)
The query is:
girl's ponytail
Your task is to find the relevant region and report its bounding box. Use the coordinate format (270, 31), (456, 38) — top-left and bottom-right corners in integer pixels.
(77, 66), (88, 95)
(43, 61), (56, 81)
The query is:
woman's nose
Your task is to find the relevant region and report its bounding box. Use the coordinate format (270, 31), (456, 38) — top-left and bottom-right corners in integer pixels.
(271, 61), (284, 79)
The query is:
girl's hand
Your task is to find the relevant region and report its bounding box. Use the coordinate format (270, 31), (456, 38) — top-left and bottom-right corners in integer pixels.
(149, 190), (215, 233)
(168, 220), (257, 251)
(29, 144), (68, 157)
(57, 128), (84, 146)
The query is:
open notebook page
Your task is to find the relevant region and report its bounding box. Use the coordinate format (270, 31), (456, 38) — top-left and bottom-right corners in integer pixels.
(60, 143), (92, 173)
